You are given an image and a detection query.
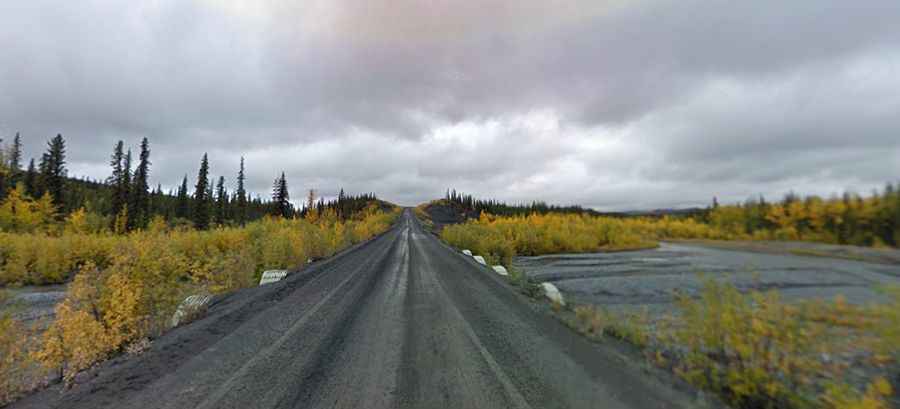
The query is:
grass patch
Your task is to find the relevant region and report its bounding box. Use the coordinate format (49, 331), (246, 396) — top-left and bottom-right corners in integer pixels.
(505, 266), (542, 299)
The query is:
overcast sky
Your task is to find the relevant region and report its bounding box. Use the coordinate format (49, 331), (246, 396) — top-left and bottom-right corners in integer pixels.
(2, 0), (899, 210)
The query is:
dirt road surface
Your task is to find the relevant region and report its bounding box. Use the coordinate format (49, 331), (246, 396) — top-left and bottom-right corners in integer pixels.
(11, 209), (698, 409)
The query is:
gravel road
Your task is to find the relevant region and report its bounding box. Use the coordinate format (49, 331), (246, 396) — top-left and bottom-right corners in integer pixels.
(10, 209), (698, 409)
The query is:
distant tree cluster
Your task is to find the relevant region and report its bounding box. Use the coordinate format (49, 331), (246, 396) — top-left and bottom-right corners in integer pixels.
(300, 188), (380, 221)
(702, 188), (900, 247)
(0, 133), (382, 233)
(0, 133), (67, 212)
(444, 189), (595, 217)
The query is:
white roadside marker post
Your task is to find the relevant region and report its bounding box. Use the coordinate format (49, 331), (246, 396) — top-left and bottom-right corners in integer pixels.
(259, 270), (289, 286)
(540, 283), (566, 307)
(170, 294), (213, 328)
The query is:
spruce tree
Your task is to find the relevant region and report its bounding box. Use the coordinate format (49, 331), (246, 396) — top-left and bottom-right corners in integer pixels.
(236, 157), (247, 225)
(39, 134), (67, 209)
(176, 175), (190, 219)
(206, 182), (214, 220)
(24, 158), (36, 197)
(119, 149), (133, 228)
(338, 188), (346, 219)
(10, 133), (22, 179)
(152, 183), (164, 218)
(193, 154), (211, 229)
(215, 176), (227, 225)
(305, 189), (316, 216)
(123, 149), (132, 188)
(130, 138), (151, 229)
(108, 141), (129, 219)
(272, 172), (291, 218)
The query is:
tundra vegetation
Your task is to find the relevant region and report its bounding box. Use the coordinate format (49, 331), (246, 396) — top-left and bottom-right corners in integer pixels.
(0, 133), (398, 404)
(438, 188), (900, 409)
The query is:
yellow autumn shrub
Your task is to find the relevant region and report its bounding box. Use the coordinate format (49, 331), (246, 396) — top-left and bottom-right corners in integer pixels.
(442, 213), (662, 266)
(34, 302), (109, 384)
(33, 266), (110, 383)
(0, 232), (119, 285)
(666, 281), (831, 407)
(0, 310), (31, 404)
(0, 186), (57, 234)
(99, 271), (148, 347)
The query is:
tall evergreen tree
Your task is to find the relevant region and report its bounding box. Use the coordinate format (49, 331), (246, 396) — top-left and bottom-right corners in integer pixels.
(236, 157), (247, 225)
(123, 149), (132, 188)
(151, 183), (164, 218)
(272, 172), (291, 218)
(10, 133), (22, 178)
(35, 152), (49, 197)
(24, 158), (36, 197)
(206, 182), (215, 222)
(215, 176), (227, 225)
(130, 138), (151, 229)
(306, 189), (316, 215)
(108, 141), (130, 218)
(39, 134), (67, 209)
(176, 175), (190, 219)
(192, 154), (211, 229)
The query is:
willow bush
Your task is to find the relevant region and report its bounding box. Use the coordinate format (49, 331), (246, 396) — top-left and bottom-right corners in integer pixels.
(442, 213), (674, 265)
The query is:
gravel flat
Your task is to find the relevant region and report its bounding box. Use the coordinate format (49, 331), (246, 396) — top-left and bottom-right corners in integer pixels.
(2, 285), (67, 332)
(516, 242), (900, 311)
(9, 210), (697, 409)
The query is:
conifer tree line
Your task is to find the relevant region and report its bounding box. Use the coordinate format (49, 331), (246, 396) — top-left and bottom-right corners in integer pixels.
(444, 189), (595, 217)
(0, 133), (382, 233)
(300, 188), (379, 220)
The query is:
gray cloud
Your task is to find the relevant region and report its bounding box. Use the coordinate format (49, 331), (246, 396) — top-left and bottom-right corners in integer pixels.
(1, 0), (899, 209)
